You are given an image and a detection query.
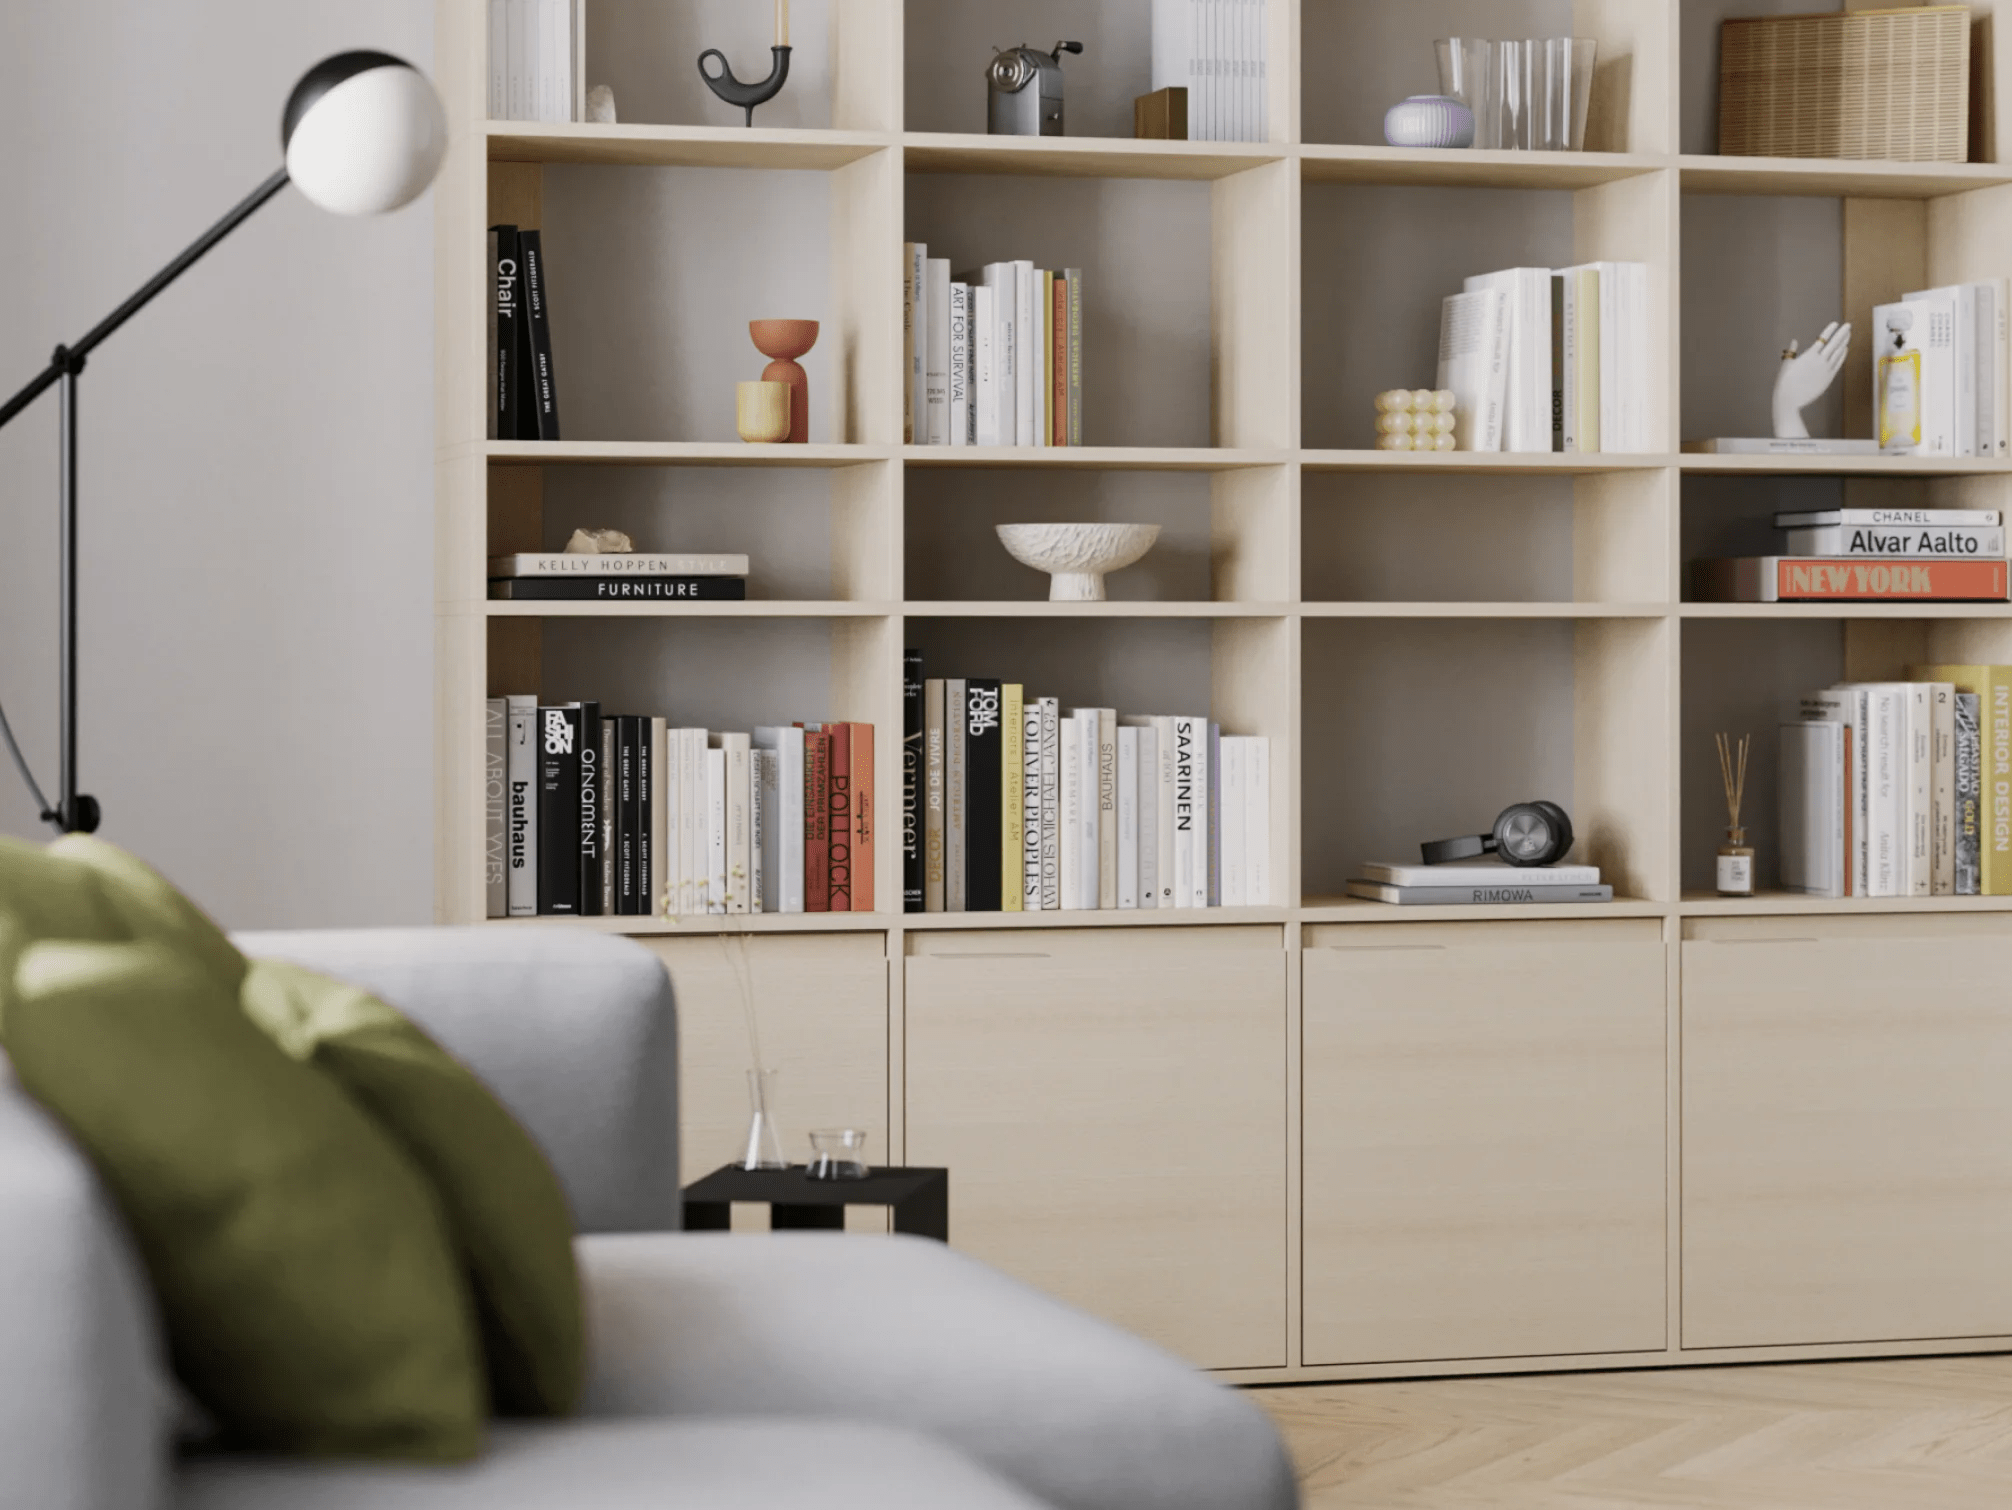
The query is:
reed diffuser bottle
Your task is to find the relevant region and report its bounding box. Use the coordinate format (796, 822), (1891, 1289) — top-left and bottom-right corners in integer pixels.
(1715, 732), (1754, 896)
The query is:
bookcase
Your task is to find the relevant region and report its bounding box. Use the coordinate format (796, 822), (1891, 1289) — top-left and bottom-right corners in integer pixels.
(435, 0), (2012, 1383)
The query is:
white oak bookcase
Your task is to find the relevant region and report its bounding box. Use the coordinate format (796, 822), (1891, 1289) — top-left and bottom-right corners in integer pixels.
(435, 0), (2012, 1383)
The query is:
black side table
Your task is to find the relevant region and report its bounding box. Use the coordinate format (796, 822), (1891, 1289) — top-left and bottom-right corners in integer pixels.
(682, 1165), (949, 1242)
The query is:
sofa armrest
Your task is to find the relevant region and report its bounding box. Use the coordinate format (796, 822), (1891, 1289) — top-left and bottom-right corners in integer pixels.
(232, 927), (679, 1234)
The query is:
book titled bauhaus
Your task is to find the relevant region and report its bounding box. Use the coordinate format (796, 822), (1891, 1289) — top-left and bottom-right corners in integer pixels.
(1695, 557), (2010, 603)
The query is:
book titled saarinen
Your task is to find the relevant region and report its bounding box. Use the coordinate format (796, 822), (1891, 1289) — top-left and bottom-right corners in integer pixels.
(1694, 557), (2011, 603)
(489, 576), (748, 601)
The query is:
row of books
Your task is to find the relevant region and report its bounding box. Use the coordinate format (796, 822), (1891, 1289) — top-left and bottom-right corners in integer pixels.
(486, 552), (749, 602)
(1874, 281), (2009, 458)
(486, 0), (584, 123)
(1437, 263), (1650, 453)
(900, 654), (1271, 911)
(489, 223), (563, 441)
(903, 246), (1083, 447)
(485, 698), (875, 917)
(1780, 665), (2012, 898)
(1697, 507), (2011, 603)
(1150, 0), (1270, 143)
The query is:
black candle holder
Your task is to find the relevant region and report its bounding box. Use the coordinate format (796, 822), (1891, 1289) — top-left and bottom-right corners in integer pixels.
(698, 45), (792, 127)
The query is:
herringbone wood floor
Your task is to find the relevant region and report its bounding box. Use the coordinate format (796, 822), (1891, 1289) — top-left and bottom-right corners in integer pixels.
(1258, 1357), (2012, 1509)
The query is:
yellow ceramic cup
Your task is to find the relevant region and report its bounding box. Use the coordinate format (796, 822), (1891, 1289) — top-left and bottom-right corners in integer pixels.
(736, 380), (792, 443)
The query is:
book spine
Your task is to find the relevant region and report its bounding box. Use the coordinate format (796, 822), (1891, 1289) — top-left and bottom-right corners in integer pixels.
(1957, 691), (1983, 894)
(724, 732), (749, 914)
(1989, 669), (2012, 896)
(1066, 269), (1084, 446)
(1348, 882), (1615, 905)
(1095, 709), (1118, 909)
(1059, 717), (1081, 910)
(1701, 558), (2012, 603)
(704, 745), (727, 914)
(1038, 698), (1061, 909)
(902, 243), (918, 444)
(505, 695), (536, 916)
(946, 680), (968, 910)
(489, 0), (507, 116)
(1785, 525), (2005, 557)
(973, 284), (998, 446)
(1015, 260), (1037, 447)
(852, 722), (876, 913)
(1550, 273), (1566, 452)
(804, 729), (831, 912)
(1118, 725), (1139, 908)
(487, 230), (501, 440)
(639, 718), (658, 915)
(949, 284), (971, 446)
(1041, 269), (1055, 446)
(1931, 683), (1956, 896)
(926, 258), (951, 445)
(1136, 723), (1160, 908)
(485, 698), (508, 918)
(903, 651), (924, 911)
(751, 748), (768, 913)
(1022, 693), (1043, 910)
(492, 226), (523, 439)
(1221, 735), (1244, 906)
(782, 728), (805, 912)
(577, 702), (602, 915)
(674, 729), (698, 915)
(924, 681), (946, 911)
(1079, 710), (1101, 907)
(912, 243), (929, 445)
(490, 553), (752, 577)
(614, 716), (635, 912)
(537, 704), (582, 914)
(518, 229), (561, 440)
(652, 718), (671, 915)
(1907, 684), (1932, 896)
(826, 722), (854, 911)
(1052, 275), (1069, 447)
(965, 681), (1002, 910)
(1002, 684), (1024, 911)
(1246, 735), (1269, 905)
(600, 720), (617, 913)
(1206, 721), (1221, 907)
(1871, 690), (1900, 896)
(1172, 716), (1198, 908)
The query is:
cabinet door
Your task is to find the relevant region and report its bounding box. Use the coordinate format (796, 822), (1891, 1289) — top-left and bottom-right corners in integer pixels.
(1683, 918), (2012, 1349)
(1303, 920), (1667, 1366)
(643, 935), (889, 1193)
(905, 927), (1288, 1370)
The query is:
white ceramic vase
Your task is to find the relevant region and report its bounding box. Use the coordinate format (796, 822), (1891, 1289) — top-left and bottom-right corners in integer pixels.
(995, 522), (1162, 601)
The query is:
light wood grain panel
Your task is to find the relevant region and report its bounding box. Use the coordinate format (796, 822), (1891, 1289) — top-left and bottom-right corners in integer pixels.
(832, 0), (903, 134)
(1679, 155), (2012, 197)
(1927, 182), (2012, 288)
(1213, 159), (1297, 451)
(831, 148), (901, 446)
(1682, 927), (2012, 1349)
(487, 160), (541, 230)
(905, 927), (1288, 1369)
(485, 123), (888, 170)
(1300, 147), (1666, 190)
(1842, 198), (1927, 442)
(1576, 0), (1678, 153)
(1303, 926), (1667, 1364)
(1211, 464), (1295, 603)
(1576, 617), (1676, 901)
(830, 459), (897, 601)
(1574, 468), (1676, 603)
(641, 933), (889, 1188)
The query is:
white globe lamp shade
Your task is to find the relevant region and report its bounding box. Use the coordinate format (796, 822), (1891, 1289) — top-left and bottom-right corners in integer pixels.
(282, 52), (447, 217)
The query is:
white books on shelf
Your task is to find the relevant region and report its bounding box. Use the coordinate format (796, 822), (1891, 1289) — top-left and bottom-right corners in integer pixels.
(972, 283), (1000, 446)
(1244, 735), (1269, 905)
(704, 746), (727, 914)
(1810, 689), (1869, 897)
(489, 0), (508, 118)
(1361, 858), (1602, 887)
(1172, 715), (1200, 907)
(1117, 726), (1140, 909)
(1151, 0), (1265, 141)
(1153, 716), (1177, 906)
(1437, 288), (1510, 452)
(753, 725), (806, 912)
(1902, 682), (1932, 897)
(1059, 716), (1082, 910)
(1220, 736), (1246, 906)
(1558, 266), (1600, 452)
(1779, 720), (1845, 898)
(925, 259), (951, 445)
(1014, 260), (1038, 447)
(1188, 716), (1210, 908)
(949, 282), (971, 446)
(678, 729), (703, 917)
(1906, 283), (1979, 455)
(1463, 268), (1553, 453)
(1866, 685), (1903, 896)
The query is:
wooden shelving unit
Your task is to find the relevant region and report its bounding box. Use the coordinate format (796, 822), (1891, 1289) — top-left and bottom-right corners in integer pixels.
(435, 0), (2012, 1385)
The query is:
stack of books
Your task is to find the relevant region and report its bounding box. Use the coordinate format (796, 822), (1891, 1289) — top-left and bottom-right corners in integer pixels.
(486, 700), (874, 918)
(489, 224), (564, 441)
(1149, 0), (1270, 142)
(1873, 280), (2009, 457)
(487, 552), (749, 602)
(1695, 506), (2010, 603)
(1781, 666), (2012, 899)
(487, 0), (585, 123)
(1436, 262), (1650, 453)
(904, 247), (1082, 446)
(901, 653), (1271, 912)
(1346, 859), (1612, 906)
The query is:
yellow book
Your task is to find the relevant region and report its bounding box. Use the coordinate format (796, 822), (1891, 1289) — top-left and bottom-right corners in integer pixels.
(1002, 684), (1025, 910)
(1913, 664), (2012, 894)
(1041, 270), (1055, 446)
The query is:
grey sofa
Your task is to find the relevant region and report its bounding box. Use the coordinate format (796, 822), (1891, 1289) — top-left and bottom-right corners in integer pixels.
(0, 926), (1299, 1510)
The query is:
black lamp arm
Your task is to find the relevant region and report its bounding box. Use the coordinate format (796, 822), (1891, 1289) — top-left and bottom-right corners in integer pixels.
(0, 164), (292, 834)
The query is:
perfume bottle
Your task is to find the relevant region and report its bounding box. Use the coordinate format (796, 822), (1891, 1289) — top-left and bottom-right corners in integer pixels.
(1714, 732), (1754, 897)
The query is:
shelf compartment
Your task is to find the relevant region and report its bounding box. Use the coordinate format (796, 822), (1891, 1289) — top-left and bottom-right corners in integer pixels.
(1677, 156), (2012, 200)
(485, 122), (890, 171)
(902, 134), (1284, 182)
(1301, 146), (1668, 191)
(1302, 450), (1669, 475)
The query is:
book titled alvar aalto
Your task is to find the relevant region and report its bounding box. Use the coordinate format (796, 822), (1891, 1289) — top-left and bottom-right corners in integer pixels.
(1695, 557), (2011, 603)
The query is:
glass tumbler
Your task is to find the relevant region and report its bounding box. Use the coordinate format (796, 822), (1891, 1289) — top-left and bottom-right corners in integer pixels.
(807, 1128), (871, 1181)
(1537, 38), (1598, 151)
(1434, 37), (1488, 111)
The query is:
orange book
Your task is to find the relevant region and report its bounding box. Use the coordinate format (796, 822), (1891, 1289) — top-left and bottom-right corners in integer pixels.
(1695, 557), (2010, 602)
(1052, 275), (1069, 447)
(850, 722), (875, 912)
(826, 723), (853, 911)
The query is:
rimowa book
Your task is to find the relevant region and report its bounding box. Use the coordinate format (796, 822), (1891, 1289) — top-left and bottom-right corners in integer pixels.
(536, 704), (582, 914)
(518, 228), (561, 440)
(1346, 880), (1615, 905)
(490, 225), (525, 441)
(489, 577), (747, 601)
(965, 681), (1003, 910)
(488, 552), (749, 577)
(754, 725), (806, 913)
(804, 728), (831, 912)
(1002, 685), (1025, 912)
(924, 679), (946, 911)
(485, 697), (508, 918)
(1694, 558), (2011, 603)
(577, 701), (603, 915)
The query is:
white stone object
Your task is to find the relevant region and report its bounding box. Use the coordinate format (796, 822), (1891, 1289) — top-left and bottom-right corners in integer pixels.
(564, 528), (635, 555)
(1773, 320), (1852, 439)
(996, 523), (1161, 601)
(586, 85), (617, 124)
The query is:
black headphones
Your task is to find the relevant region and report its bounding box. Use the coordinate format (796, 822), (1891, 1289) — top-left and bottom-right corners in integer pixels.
(1422, 801), (1575, 867)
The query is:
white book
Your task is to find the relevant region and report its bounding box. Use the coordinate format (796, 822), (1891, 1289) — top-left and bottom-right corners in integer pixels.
(650, 718), (669, 916)
(705, 746), (728, 914)
(1078, 709), (1101, 906)
(1221, 736), (1246, 906)
(1133, 722), (1160, 908)
(1783, 524), (2004, 558)
(1362, 858), (1602, 887)
(1059, 716), (1081, 909)
(1779, 506), (2002, 528)
(1436, 288), (1509, 452)
(505, 694), (537, 915)
(678, 729), (703, 916)
(485, 698), (508, 918)
(912, 244), (930, 445)
(1174, 715), (1208, 907)
(948, 282), (971, 446)
(1245, 735), (1269, 905)
(754, 725), (806, 912)
(552, 0), (574, 122)
(1014, 260), (1038, 447)
(1977, 280), (2000, 460)
(489, 552), (749, 578)
(972, 283), (1000, 446)
(1867, 685), (1903, 896)
(1022, 700), (1043, 908)
(1463, 269), (1553, 453)
(1153, 716), (1177, 905)
(1226, 0), (1245, 142)
(750, 749), (769, 913)
(926, 259), (951, 444)
(1928, 681), (1956, 896)
(662, 719), (680, 916)
(903, 243), (924, 443)
(488, 0), (508, 118)
(1813, 688), (1869, 897)
(1779, 721), (1844, 898)
(1908, 283), (1978, 455)
(981, 263), (1017, 444)
(506, 0), (530, 120)
(1909, 291), (1959, 456)
(1038, 698), (1061, 908)
(1903, 683), (1932, 897)
(534, 0), (555, 121)
(572, 0), (586, 121)
(723, 732), (751, 913)
(1994, 277), (2010, 459)
(1255, 0), (1269, 141)
(1118, 726), (1140, 909)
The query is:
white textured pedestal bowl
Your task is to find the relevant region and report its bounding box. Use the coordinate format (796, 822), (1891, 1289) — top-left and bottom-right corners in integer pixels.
(995, 523), (1162, 601)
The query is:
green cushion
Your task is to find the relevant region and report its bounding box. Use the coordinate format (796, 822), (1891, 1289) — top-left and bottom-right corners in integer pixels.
(241, 959), (584, 1416)
(2, 936), (485, 1458)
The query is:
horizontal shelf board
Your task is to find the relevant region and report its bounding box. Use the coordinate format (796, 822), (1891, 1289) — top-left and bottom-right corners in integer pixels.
(1680, 890), (2012, 916)
(484, 909), (1285, 934)
(902, 133), (1283, 181)
(485, 122), (888, 170)
(1680, 602), (2012, 620)
(904, 601), (1287, 618)
(1302, 895), (1666, 923)
(1302, 601), (1669, 618)
(483, 441), (890, 468)
(899, 906), (1287, 929)
(1677, 154), (2012, 198)
(483, 912), (891, 934)
(1303, 449), (1666, 475)
(1681, 452), (2009, 477)
(904, 445), (1284, 471)
(483, 601), (890, 619)
(1301, 144), (1666, 190)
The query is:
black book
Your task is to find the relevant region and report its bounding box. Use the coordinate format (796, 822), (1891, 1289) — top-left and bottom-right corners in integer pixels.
(636, 719), (655, 917)
(577, 701), (602, 916)
(599, 717), (617, 914)
(616, 715), (640, 914)
(489, 224), (524, 442)
(488, 577), (747, 601)
(536, 704), (583, 914)
(519, 228), (562, 440)
(964, 679), (1002, 911)
(902, 649), (923, 912)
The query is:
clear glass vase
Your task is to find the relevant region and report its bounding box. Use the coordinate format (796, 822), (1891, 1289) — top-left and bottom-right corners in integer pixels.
(740, 1068), (786, 1170)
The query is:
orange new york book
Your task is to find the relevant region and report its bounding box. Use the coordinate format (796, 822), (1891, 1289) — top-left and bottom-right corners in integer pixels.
(1694, 557), (2010, 602)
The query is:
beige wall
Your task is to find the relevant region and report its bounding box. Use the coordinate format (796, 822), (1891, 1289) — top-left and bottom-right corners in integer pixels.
(0, 2), (435, 927)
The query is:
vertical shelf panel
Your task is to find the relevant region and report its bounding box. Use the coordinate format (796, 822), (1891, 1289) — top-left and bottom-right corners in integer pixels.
(1213, 159), (1299, 450)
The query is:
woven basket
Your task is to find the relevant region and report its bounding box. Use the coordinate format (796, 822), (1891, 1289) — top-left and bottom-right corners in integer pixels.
(1719, 5), (1971, 161)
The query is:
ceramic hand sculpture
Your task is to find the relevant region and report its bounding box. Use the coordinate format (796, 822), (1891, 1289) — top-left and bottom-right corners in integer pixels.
(1772, 321), (1851, 439)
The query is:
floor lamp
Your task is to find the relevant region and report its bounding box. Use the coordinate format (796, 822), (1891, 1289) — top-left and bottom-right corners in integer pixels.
(0, 50), (448, 834)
